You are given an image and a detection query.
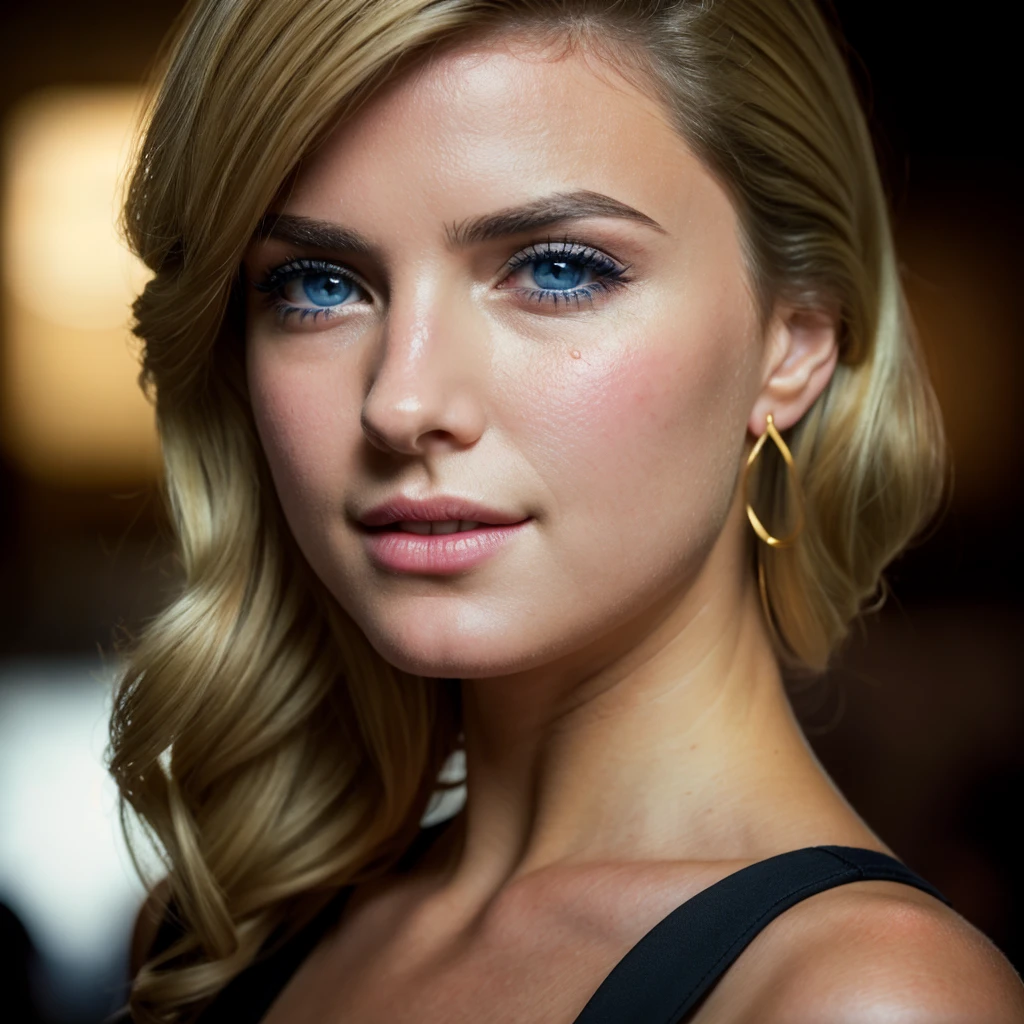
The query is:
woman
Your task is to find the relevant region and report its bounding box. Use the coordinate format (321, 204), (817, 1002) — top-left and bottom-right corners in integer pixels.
(109, 0), (1024, 1021)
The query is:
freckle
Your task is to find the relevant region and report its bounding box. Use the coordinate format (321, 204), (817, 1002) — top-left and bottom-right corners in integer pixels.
(570, 349), (581, 359)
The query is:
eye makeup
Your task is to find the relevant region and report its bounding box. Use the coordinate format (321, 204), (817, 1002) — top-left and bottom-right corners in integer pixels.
(249, 233), (635, 326)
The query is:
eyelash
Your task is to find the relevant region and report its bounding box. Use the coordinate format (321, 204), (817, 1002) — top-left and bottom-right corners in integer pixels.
(252, 236), (633, 324)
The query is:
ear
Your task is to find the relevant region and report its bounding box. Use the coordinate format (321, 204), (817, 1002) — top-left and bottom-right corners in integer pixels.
(748, 301), (840, 436)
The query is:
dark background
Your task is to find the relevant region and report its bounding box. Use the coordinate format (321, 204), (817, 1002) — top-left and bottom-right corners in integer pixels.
(0, 2), (1021, 1020)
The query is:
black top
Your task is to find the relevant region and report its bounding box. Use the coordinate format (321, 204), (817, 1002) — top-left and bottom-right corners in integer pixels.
(126, 826), (949, 1024)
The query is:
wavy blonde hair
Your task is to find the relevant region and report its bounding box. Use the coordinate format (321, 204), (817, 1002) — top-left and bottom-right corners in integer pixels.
(109, 0), (946, 1020)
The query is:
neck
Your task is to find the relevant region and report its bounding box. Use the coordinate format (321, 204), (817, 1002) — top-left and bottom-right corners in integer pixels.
(432, 531), (873, 905)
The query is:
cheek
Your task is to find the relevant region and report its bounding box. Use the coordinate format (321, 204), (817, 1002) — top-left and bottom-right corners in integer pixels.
(246, 341), (357, 529)
(518, 310), (755, 550)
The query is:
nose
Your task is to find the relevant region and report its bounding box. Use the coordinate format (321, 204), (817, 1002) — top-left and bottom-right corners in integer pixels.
(360, 279), (487, 456)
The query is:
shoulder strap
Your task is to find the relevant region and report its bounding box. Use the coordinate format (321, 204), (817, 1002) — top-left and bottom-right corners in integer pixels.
(195, 818), (454, 1022)
(195, 887), (352, 1021)
(124, 888), (353, 1023)
(572, 846), (950, 1024)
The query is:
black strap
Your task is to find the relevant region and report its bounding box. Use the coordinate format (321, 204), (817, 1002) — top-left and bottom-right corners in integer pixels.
(571, 845), (950, 1024)
(196, 887), (353, 1021)
(194, 820), (451, 1021)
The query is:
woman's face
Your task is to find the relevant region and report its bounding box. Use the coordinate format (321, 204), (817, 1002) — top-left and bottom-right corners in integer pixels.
(244, 35), (767, 679)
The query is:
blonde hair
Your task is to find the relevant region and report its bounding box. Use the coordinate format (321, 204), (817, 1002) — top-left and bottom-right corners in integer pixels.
(109, 0), (946, 1019)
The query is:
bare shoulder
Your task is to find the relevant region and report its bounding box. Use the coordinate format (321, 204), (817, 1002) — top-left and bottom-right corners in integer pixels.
(736, 880), (1024, 1024)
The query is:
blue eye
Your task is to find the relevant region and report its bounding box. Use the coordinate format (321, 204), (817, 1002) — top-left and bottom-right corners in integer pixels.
(254, 258), (366, 322)
(531, 259), (585, 291)
(300, 272), (353, 306)
(504, 239), (631, 308)
(254, 238), (631, 326)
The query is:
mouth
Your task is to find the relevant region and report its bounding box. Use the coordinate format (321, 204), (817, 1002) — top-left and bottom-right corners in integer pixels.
(358, 496), (528, 530)
(363, 519), (496, 536)
(355, 496), (531, 574)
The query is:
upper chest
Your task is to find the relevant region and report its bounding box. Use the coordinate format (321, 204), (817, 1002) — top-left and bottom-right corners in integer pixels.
(258, 859), (779, 1024)
(249, 871), (990, 1024)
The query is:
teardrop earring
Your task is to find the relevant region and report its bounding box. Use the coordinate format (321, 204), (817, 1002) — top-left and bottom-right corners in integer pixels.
(743, 413), (805, 548)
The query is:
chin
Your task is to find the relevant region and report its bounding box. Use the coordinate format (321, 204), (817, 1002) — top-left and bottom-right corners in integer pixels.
(348, 600), (555, 680)
(357, 627), (520, 680)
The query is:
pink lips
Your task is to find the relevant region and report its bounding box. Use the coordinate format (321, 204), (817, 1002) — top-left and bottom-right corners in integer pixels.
(357, 496), (531, 575)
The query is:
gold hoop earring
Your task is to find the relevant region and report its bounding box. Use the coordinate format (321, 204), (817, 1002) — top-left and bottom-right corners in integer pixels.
(743, 413), (804, 549)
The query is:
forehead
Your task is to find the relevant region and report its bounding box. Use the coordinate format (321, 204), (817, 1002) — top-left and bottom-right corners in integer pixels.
(287, 33), (707, 220)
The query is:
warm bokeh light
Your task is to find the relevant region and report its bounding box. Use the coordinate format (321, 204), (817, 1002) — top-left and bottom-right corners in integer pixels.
(1, 87), (159, 484)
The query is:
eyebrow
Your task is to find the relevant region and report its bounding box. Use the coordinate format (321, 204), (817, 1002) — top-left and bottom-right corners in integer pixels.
(255, 189), (666, 255)
(448, 189), (666, 246)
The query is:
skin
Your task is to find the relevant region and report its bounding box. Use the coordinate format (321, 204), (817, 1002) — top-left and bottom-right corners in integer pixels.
(237, 31), (1024, 1024)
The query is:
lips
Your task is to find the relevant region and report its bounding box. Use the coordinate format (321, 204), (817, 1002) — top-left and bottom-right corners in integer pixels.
(388, 519), (483, 535)
(356, 496), (531, 575)
(358, 497), (527, 529)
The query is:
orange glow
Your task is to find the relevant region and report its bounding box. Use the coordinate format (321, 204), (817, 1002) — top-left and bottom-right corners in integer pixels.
(1, 87), (159, 484)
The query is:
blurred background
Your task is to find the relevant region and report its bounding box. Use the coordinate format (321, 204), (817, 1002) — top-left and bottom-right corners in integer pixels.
(0, 2), (1020, 1020)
